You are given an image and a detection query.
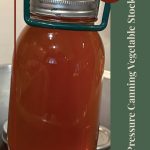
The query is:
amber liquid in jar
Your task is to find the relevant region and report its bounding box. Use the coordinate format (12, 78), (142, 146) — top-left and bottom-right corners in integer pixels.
(8, 17), (105, 150)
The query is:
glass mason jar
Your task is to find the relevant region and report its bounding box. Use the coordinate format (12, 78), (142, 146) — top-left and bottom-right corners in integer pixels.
(8, 0), (111, 150)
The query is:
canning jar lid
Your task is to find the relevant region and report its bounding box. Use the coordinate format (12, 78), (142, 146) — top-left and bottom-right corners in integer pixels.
(30, 0), (100, 18)
(97, 126), (111, 150)
(1, 121), (8, 144)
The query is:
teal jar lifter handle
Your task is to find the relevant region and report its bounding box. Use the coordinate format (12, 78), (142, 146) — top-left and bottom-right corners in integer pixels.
(24, 0), (111, 31)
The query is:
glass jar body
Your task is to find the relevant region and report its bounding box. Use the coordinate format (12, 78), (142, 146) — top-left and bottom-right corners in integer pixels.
(8, 26), (105, 150)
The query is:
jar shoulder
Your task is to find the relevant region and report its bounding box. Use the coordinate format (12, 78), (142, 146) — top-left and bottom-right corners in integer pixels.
(16, 26), (104, 64)
(17, 26), (103, 50)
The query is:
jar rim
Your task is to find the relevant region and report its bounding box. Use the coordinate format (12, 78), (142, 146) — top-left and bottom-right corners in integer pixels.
(30, 0), (100, 18)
